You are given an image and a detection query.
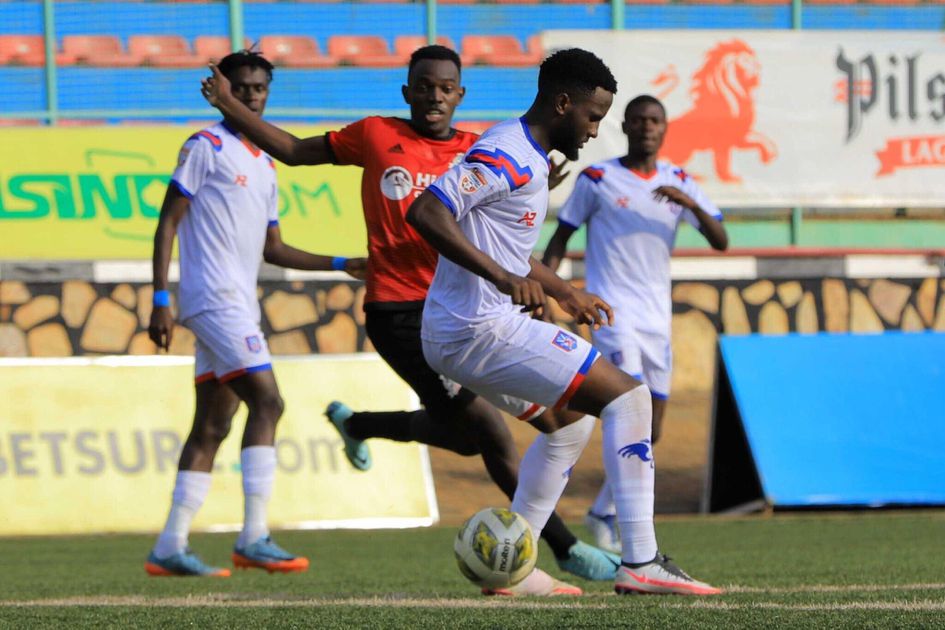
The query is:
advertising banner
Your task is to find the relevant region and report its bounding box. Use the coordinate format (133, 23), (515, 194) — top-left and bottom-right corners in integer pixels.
(543, 30), (945, 207)
(0, 126), (367, 259)
(0, 355), (437, 536)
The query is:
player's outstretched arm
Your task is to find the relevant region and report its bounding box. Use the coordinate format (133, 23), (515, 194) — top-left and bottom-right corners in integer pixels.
(201, 64), (331, 166)
(406, 190), (547, 313)
(149, 185), (189, 350)
(263, 224), (367, 279)
(527, 258), (612, 330)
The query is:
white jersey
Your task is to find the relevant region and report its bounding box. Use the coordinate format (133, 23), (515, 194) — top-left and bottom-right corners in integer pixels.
(171, 122), (279, 322)
(423, 118), (550, 342)
(557, 158), (722, 336)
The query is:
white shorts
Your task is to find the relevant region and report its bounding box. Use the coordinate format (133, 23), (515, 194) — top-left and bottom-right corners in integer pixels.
(592, 325), (671, 400)
(422, 315), (600, 421)
(185, 307), (273, 384)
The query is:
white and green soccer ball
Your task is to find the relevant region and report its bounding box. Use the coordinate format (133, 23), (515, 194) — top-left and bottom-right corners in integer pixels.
(453, 507), (537, 589)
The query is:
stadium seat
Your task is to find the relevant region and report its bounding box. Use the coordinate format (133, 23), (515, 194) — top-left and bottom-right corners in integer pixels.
(393, 35), (458, 63)
(0, 35), (46, 66)
(194, 36), (254, 63)
(327, 35), (401, 68)
(257, 35), (336, 68)
(461, 35), (541, 67)
(129, 35), (204, 68)
(60, 35), (141, 67)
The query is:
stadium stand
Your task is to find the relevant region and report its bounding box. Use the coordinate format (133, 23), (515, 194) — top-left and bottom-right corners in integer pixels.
(0, 35), (45, 67)
(257, 35), (337, 67)
(61, 35), (141, 67)
(328, 35), (402, 67)
(393, 35), (458, 63)
(128, 35), (205, 68)
(460, 35), (542, 67)
(194, 36), (254, 63)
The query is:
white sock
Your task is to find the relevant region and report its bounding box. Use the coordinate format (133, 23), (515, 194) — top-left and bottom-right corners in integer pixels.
(590, 479), (616, 517)
(237, 445), (276, 548)
(601, 386), (658, 564)
(510, 415), (596, 537)
(153, 470), (212, 559)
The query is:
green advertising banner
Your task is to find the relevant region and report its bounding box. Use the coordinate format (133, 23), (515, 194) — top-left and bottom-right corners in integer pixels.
(0, 126), (367, 259)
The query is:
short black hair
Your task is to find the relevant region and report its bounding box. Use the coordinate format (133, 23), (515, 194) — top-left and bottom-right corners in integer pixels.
(408, 44), (461, 78)
(624, 94), (666, 118)
(538, 48), (617, 100)
(218, 49), (274, 83)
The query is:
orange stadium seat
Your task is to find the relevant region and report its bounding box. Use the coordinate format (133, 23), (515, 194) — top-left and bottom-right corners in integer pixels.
(328, 35), (401, 67)
(461, 35), (541, 67)
(257, 35), (336, 68)
(393, 35), (458, 63)
(60, 35), (141, 67)
(194, 36), (254, 63)
(129, 35), (204, 67)
(0, 35), (46, 66)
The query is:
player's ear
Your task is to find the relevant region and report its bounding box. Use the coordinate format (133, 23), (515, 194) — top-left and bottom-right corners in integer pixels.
(401, 84), (410, 105)
(457, 85), (466, 103)
(553, 92), (571, 116)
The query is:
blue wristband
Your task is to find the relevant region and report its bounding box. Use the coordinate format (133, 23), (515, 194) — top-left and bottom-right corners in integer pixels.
(331, 256), (348, 271)
(153, 290), (171, 308)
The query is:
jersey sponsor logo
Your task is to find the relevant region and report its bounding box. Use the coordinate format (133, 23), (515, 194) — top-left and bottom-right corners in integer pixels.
(380, 166), (414, 201)
(656, 40), (775, 183)
(580, 166), (605, 183)
(245, 335), (262, 353)
(552, 330), (578, 353)
(388, 143), (405, 154)
(517, 210), (538, 227)
(234, 174), (248, 187)
(188, 130), (223, 152)
(460, 168), (487, 194)
(618, 438), (653, 464)
(672, 168), (690, 183)
(465, 148), (533, 191)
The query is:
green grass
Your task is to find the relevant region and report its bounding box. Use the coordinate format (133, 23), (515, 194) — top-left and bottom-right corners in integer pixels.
(1, 512), (944, 628)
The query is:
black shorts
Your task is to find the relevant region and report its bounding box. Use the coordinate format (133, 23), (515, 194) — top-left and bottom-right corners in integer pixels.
(365, 307), (477, 420)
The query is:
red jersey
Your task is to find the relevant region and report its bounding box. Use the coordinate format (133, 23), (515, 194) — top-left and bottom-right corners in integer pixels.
(327, 117), (478, 307)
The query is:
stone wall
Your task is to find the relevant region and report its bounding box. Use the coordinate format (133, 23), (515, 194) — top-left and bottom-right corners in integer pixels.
(2, 277), (943, 396)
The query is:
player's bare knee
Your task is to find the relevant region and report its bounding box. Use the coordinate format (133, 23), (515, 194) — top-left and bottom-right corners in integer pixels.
(257, 391), (285, 422)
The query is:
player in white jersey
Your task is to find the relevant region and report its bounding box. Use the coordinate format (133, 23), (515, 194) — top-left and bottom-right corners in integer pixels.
(408, 49), (721, 596)
(543, 95), (728, 552)
(145, 50), (365, 578)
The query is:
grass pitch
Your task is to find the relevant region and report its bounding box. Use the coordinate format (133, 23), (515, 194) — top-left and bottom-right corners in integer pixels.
(1, 511), (943, 628)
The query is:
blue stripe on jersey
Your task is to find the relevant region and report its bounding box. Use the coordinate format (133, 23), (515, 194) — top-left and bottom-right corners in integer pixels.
(558, 218), (580, 231)
(580, 166), (605, 183)
(518, 117), (548, 160)
(465, 148), (533, 192)
(427, 184), (458, 215)
(651, 390), (670, 401)
(188, 129), (223, 152)
(171, 179), (194, 199)
(267, 220), (279, 228)
(246, 363), (273, 374)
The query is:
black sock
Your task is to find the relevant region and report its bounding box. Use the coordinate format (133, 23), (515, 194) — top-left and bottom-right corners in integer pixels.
(344, 410), (421, 442)
(541, 513), (578, 560)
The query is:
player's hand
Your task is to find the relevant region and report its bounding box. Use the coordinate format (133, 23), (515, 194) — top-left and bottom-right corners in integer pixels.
(496, 272), (547, 317)
(148, 307), (175, 351)
(344, 257), (368, 280)
(556, 286), (613, 330)
(548, 157), (571, 191)
(200, 64), (230, 109)
(653, 185), (696, 211)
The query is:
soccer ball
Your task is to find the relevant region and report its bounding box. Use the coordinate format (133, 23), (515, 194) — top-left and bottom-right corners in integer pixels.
(453, 507), (537, 589)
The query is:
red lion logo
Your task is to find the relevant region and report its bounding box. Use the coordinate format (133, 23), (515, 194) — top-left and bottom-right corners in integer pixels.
(657, 40), (777, 183)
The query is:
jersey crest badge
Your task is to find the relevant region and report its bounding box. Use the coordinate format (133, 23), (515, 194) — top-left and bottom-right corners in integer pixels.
(552, 331), (578, 353)
(245, 335), (262, 353)
(460, 168), (487, 194)
(517, 211), (538, 227)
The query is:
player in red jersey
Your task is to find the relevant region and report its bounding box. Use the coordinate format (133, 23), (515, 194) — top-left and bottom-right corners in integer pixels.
(203, 45), (619, 590)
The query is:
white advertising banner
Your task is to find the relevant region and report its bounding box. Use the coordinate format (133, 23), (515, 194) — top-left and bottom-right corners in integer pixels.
(542, 30), (945, 208)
